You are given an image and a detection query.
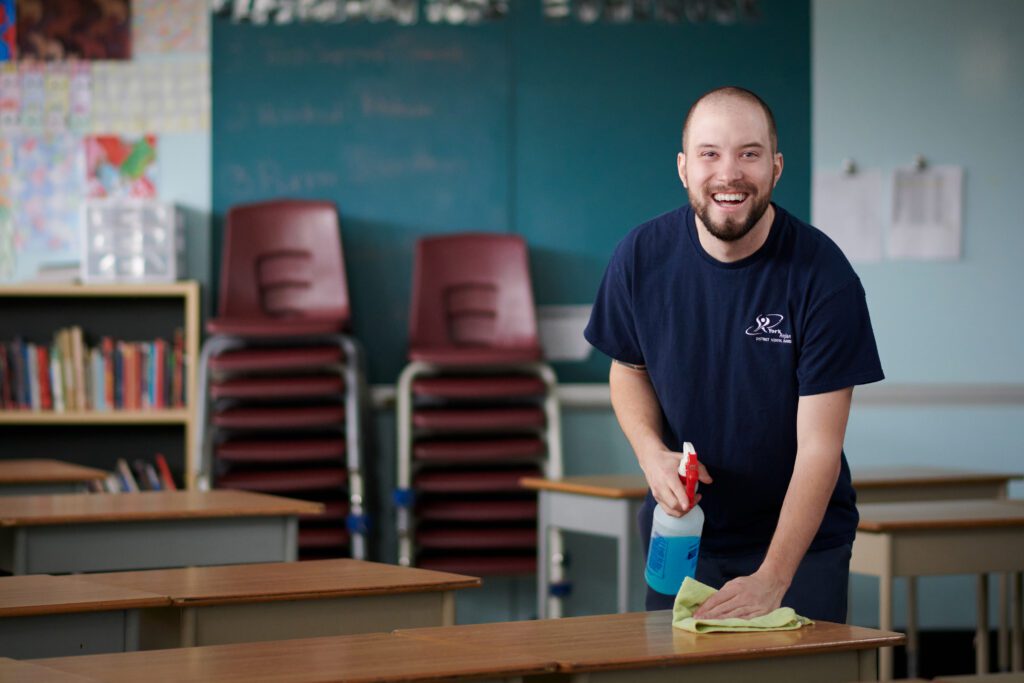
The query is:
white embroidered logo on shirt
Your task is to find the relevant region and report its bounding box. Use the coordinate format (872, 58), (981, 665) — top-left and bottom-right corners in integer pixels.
(746, 314), (792, 344)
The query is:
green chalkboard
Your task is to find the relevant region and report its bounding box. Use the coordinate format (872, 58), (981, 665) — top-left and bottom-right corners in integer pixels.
(212, 1), (810, 383)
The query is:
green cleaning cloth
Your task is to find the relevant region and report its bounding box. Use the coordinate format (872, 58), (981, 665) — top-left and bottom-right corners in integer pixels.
(671, 577), (814, 633)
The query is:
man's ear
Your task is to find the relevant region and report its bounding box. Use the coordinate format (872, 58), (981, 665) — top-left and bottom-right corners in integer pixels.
(677, 152), (687, 189)
(772, 152), (784, 188)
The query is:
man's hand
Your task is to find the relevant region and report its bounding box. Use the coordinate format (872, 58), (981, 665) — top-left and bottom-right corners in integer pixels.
(638, 448), (712, 517)
(692, 569), (789, 619)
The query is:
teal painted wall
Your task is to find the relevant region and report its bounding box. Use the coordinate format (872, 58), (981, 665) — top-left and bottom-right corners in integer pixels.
(211, 0), (811, 383)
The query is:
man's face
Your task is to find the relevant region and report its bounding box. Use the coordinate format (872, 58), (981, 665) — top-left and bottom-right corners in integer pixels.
(678, 97), (783, 242)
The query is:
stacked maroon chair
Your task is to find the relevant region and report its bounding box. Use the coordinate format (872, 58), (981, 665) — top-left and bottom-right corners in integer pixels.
(195, 200), (368, 560)
(395, 233), (562, 577)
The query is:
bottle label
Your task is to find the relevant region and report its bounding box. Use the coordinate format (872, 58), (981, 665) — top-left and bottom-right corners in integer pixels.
(645, 532), (700, 596)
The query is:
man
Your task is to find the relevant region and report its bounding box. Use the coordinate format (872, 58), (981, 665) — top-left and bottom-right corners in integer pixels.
(583, 86), (884, 621)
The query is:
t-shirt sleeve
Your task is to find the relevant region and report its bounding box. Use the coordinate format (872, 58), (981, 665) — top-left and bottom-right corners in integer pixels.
(797, 277), (884, 396)
(583, 237), (645, 366)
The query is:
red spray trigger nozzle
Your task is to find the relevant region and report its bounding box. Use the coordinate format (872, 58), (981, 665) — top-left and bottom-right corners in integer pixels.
(679, 442), (699, 507)
(685, 452), (698, 503)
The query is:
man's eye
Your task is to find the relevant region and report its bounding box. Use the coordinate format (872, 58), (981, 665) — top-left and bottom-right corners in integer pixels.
(742, 151), (759, 159)
(701, 151), (717, 158)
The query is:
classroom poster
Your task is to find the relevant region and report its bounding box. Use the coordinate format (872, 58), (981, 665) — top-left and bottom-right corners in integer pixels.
(90, 61), (208, 134)
(16, 0), (130, 60)
(0, 0), (15, 61)
(0, 63), (16, 129)
(9, 132), (84, 280)
(0, 137), (13, 279)
(132, 0), (206, 55)
(85, 134), (157, 198)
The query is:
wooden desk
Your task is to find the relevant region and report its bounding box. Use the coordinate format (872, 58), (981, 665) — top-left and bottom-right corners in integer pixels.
(0, 459), (107, 496)
(396, 610), (903, 682)
(852, 466), (1021, 504)
(522, 474), (648, 619)
(81, 558), (480, 648)
(34, 631), (557, 683)
(0, 657), (96, 682)
(852, 500), (1024, 681)
(0, 575), (169, 659)
(0, 490), (322, 574)
(31, 612), (901, 683)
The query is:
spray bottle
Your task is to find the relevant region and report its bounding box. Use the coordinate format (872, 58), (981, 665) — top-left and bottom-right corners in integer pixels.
(644, 441), (704, 596)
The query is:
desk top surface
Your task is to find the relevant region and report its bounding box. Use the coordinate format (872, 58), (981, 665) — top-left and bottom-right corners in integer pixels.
(35, 631), (555, 683)
(521, 466), (1022, 500)
(81, 558), (480, 606)
(0, 459), (107, 484)
(395, 611), (902, 673)
(0, 490), (323, 526)
(0, 657), (96, 683)
(851, 466), (1022, 488)
(521, 474), (649, 498)
(0, 574), (169, 617)
(857, 499), (1024, 531)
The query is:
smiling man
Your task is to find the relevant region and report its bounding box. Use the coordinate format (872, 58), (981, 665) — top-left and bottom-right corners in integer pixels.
(584, 86), (884, 621)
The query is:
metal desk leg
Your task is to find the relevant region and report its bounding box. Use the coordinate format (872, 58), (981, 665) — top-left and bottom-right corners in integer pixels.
(1012, 572), (1022, 671)
(537, 492), (550, 619)
(1000, 572), (1010, 671)
(615, 500), (630, 614)
(878, 536), (894, 681)
(978, 573), (990, 674)
(906, 576), (918, 679)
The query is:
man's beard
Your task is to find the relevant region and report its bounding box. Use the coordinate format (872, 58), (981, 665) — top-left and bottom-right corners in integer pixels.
(691, 186), (772, 243)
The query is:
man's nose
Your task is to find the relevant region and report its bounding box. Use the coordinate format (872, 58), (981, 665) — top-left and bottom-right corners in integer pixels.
(716, 157), (743, 182)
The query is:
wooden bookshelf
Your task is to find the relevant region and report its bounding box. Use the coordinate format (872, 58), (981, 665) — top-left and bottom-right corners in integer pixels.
(0, 282), (200, 489)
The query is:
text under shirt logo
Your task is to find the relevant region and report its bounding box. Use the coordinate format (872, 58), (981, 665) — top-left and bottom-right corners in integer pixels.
(745, 314), (792, 344)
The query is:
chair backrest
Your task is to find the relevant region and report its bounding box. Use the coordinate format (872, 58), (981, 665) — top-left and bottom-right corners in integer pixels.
(218, 199), (351, 326)
(409, 233), (539, 350)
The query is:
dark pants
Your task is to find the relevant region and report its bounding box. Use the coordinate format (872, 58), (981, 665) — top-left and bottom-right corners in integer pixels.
(638, 492), (851, 622)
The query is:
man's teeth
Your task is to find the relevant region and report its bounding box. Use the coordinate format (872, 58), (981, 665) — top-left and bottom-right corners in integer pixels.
(714, 193), (747, 202)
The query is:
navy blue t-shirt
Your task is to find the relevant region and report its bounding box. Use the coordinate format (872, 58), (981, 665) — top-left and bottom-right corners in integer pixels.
(584, 203), (884, 556)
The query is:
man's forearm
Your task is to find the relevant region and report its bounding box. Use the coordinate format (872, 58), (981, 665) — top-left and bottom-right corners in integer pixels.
(758, 447), (841, 588)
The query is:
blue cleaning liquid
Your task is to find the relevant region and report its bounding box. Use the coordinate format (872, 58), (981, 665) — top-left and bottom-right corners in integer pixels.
(645, 532), (701, 596)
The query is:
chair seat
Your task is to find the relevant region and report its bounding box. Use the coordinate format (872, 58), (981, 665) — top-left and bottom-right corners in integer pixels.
(209, 346), (345, 372)
(413, 437), (545, 463)
(211, 376), (345, 400)
(215, 438), (346, 464)
(216, 467), (347, 493)
(408, 346), (541, 365)
(417, 500), (537, 522)
(412, 407), (545, 431)
(207, 315), (346, 338)
(416, 555), (536, 576)
(416, 528), (536, 549)
(414, 468), (540, 493)
(299, 526), (350, 549)
(213, 406), (346, 429)
(411, 376), (546, 399)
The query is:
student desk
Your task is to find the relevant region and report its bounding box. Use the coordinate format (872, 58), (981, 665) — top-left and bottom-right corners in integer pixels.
(852, 466), (1021, 504)
(0, 574), (169, 659)
(0, 490), (322, 574)
(852, 500), (1024, 681)
(395, 610), (902, 682)
(524, 468), (1022, 620)
(32, 612), (901, 683)
(521, 474), (648, 619)
(0, 657), (95, 682)
(33, 631), (557, 683)
(81, 558), (480, 648)
(0, 459), (107, 496)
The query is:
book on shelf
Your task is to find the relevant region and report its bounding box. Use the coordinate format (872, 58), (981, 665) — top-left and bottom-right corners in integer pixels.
(0, 327), (187, 413)
(115, 458), (139, 492)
